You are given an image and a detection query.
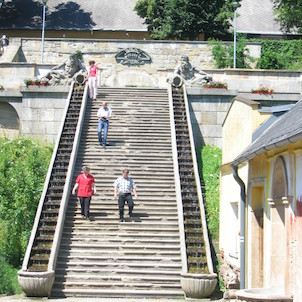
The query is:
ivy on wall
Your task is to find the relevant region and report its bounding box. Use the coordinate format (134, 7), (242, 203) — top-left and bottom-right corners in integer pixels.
(210, 37), (302, 70)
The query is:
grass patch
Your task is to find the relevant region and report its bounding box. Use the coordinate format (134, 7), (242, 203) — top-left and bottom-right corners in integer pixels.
(200, 145), (222, 241)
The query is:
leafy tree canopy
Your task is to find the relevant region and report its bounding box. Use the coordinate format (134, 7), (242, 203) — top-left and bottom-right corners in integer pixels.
(134, 0), (239, 40)
(272, 0), (302, 33)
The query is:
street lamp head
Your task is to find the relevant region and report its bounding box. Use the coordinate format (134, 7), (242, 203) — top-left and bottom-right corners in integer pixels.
(42, 0), (48, 5)
(232, 1), (240, 10)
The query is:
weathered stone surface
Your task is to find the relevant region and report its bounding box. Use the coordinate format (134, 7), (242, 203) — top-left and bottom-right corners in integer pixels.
(18, 270), (55, 297)
(181, 273), (218, 299)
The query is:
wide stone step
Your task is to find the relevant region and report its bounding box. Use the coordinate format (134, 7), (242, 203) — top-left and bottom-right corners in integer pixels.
(51, 288), (183, 298)
(54, 274), (180, 283)
(53, 281), (181, 290)
(54, 267), (181, 277)
(62, 225), (179, 233)
(59, 241), (180, 249)
(56, 260), (181, 270)
(60, 235), (181, 244)
(58, 245), (181, 255)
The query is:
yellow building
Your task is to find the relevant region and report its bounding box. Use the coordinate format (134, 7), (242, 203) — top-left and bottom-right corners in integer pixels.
(220, 97), (302, 301)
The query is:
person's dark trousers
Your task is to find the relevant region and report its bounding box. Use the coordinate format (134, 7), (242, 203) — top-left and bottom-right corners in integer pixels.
(79, 197), (91, 218)
(118, 193), (134, 221)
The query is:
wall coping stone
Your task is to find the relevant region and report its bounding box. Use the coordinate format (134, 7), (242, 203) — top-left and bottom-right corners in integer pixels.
(20, 86), (70, 93)
(0, 90), (22, 97)
(187, 87), (237, 96)
(238, 92), (301, 101)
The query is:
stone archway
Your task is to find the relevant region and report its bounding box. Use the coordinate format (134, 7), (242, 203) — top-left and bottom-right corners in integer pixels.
(0, 101), (20, 138)
(268, 156), (290, 294)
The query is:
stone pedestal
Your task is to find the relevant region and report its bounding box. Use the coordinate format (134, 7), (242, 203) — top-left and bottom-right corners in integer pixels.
(18, 270), (55, 297)
(181, 272), (218, 299)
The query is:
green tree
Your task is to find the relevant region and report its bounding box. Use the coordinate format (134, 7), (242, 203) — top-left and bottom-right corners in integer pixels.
(272, 0), (302, 33)
(210, 36), (252, 68)
(134, 0), (238, 40)
(0, 137), (52, 267)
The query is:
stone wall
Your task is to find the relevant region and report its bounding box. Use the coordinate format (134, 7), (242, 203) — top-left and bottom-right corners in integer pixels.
(18, 38), (215, 89)
(187, 88), (236, 148)
(2, 38), (301, 94)
(20, 86), (69, 142)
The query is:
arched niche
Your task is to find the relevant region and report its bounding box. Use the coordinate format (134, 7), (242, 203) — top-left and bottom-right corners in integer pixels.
(268, 156), (291, 294)
(0, 101), (20, 137)
(272, 156), (287, 199)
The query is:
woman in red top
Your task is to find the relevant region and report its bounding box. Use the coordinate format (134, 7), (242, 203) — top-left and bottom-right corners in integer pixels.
(88, 60), (98, 101)
(72, 166), (96, 219)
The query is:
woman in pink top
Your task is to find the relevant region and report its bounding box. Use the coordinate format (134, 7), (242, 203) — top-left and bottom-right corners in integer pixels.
(88, 60), (98, 101)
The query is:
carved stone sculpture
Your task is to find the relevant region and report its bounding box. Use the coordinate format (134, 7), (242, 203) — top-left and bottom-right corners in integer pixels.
(115, 48), (152, 65)
(168, 55), (212, 87)
(39, 53), (87, 86)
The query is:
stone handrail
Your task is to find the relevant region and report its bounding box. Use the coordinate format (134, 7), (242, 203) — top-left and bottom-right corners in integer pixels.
(48, 83), (89, 271)
(18, 82), (89, 296)
(20, 82), (75, 273)
(168, 83), (217, 299)
(168, 84), (188, 273)
(182, 84), (214, 274)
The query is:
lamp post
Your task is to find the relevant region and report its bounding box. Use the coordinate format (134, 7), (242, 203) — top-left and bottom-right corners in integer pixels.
(41, 0), (48, 63)
(232, 1), (240, 69)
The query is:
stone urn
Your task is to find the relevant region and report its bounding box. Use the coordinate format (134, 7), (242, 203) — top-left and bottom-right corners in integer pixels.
(181, 272), (218, 299)
(18, 270), (55, 297)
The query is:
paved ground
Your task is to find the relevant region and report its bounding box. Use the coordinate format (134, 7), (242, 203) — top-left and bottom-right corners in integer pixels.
(0, 295), (226, 302)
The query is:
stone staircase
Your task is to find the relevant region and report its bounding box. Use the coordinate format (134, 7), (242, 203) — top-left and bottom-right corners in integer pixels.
(51, 87), (184, 298)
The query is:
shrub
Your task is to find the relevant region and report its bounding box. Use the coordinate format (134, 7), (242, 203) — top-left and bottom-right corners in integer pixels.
(0, 258), (22, 295)
(75, 50), (83, 60)
(204, 80), (228, 89)
(200, 145), (222, 240)
(209, 36), (252, 69)
(256, 39), (302, 70)
(0, 137), (52, 267)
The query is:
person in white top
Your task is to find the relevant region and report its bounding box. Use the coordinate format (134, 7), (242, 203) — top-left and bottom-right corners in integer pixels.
(97, 101), (112, 148)
(113, 168), (138, 222)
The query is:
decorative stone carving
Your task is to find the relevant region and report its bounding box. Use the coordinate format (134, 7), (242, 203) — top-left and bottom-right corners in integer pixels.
(168, 55), (212, 87)
(115, 48), (152, 65)
(39, 53), (87, 86)
(181, 272), (218, 299)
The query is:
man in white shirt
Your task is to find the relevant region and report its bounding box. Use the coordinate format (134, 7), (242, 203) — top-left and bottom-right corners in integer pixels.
(114, 168), (138, 222)
(97, 101), (112, 148)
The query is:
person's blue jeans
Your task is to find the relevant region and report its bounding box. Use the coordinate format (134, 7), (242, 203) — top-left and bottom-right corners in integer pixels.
(98, 119), (109, 146)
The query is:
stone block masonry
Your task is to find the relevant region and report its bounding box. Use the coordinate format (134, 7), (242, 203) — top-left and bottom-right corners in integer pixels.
(20, 86), (69, 143)
(187, 88), (237, 149)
